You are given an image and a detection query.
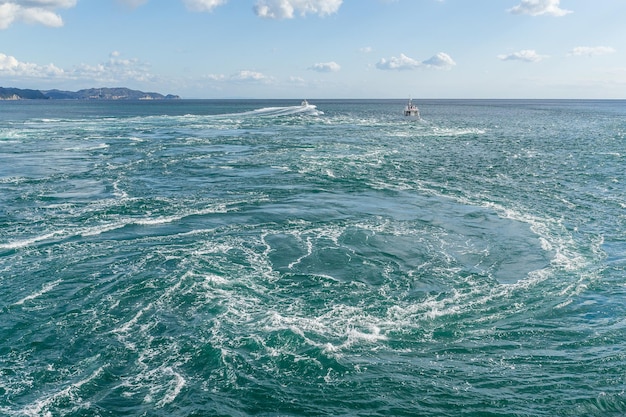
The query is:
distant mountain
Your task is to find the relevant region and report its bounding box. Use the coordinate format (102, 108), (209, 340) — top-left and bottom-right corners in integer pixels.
(0, 87), (180, 100)
(0, 87), (48, 100)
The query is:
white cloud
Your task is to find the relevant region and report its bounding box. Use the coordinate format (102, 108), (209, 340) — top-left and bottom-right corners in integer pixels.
(359, 46), (373, 53)
(17, 6), (63, 26)
(423, 52), (456, 69)
(0, 0), (344, 26)
(72, 53), (154, 83)
(376, 52), (456, 70)
(182, 0), (228, 12)
(0, 3), (19, 28)
(231, 70), (271, 82)
(0, 52), (64, 77)
(308, 61), (340, 72)
(498, 49), (547, 62)
(0, 51), (155, 84)
(568, 46), (616, 57)
(508, 0), (572, 17)
(205, 70), (273, 83)
(254, 0), (342, 19)
(204, 73), (226, 81)
(289, 75), (305, 84)
(0, 0), (76, 29)
(376, 53), (421, 70)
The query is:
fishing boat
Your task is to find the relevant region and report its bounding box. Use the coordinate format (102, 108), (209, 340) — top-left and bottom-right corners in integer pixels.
(403, 98), (420, 119)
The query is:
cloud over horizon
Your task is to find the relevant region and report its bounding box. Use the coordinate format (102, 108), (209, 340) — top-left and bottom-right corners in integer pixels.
(376, 52), (456, 70)
(508, 0), (572, 17)
(0, 51), (155, 84)
(0, 52), (63, 77)
(498, 49), (547, 62)
(206, 70), (273, 83)
(568, 46), (616, 57)
(308, 61), (341, 72)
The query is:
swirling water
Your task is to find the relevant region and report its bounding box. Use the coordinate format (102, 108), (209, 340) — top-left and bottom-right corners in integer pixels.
(0, 99), (625, 416)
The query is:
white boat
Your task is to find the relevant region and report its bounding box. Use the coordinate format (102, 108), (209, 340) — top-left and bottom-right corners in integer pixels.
(301, 99), (309, 106)
(403, 98), (420, 119)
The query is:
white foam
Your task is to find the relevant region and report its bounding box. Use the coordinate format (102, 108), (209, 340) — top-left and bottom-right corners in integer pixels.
(110, 302), (154, 351)
(287, 236), (313, 269)
(215, 104), (324, 119)
(155, 368), (186, 407)
(432, 126), (486, 136)
(63, 143), (109, 152)
(134, 203), (229, 226)
(0, 231), (62, 250)
(78, 221), (129, 237)
(1, 202), (232, 251)
(345, 325), (387, 344)
(0, 176), (26, 184)
(204, 273), (230, 286)
(14, 279), (62, 305)
(112, 180), (129, 199)
(19, 366), (104, 417)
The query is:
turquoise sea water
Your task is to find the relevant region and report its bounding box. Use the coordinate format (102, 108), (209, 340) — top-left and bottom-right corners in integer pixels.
(0, 99), (625, 416)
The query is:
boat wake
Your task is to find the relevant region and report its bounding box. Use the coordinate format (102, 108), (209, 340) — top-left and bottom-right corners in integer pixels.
(237, 104), (323, 118)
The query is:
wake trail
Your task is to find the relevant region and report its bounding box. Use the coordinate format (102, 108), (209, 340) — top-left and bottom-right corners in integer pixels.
(217, 104), (323, 119)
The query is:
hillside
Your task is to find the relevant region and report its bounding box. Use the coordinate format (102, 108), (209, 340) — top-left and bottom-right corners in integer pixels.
(0, 87), (180, 100)
(0, 87), (48, 100)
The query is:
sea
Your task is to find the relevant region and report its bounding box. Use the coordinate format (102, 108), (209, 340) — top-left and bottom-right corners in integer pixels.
(0, 99), (625, 416)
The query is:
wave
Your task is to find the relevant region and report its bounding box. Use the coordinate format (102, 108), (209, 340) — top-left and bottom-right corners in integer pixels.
(0, 202), (231, 251)
(431, 126), (486, 136)
(63, 143), (110, 152)
(15, 366), (105, 417)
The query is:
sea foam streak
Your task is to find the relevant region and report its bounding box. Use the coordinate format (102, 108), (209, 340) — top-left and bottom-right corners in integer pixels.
(18, 366), (104, 417)
(0, 202), (231, 250)
(14, 279), (62, 305)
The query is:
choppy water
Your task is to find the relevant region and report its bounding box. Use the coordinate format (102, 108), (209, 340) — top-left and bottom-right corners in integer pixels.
(1, 99), (625, 416)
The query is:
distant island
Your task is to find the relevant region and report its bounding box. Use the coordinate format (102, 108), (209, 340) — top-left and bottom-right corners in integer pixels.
(0, 87), (181, 100)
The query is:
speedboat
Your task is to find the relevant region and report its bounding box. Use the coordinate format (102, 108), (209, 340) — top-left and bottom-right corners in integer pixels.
(301, 99), (309, 106)
(403, 98), (420, 119)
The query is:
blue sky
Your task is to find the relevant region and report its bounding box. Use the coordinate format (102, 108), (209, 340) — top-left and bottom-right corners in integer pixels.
(1, 0), (625, 98)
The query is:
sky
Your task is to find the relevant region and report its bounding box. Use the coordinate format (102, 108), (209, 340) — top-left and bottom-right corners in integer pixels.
(0, 0), (625, 99)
